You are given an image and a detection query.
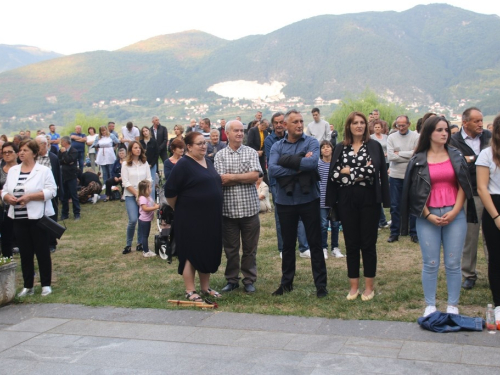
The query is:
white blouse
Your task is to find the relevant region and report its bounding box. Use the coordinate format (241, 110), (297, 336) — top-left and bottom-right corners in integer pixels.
(121, 160), (152, 197)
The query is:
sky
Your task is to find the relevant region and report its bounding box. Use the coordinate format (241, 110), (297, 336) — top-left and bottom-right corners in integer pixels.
(1, 1), (499, 55)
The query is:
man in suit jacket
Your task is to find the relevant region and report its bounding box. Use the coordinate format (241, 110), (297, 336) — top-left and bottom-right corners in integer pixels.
(36, 136), (62, 251)
(150, 116), (168, 162)
(59, 136), (80, 220)
(247, 121), (269, 183)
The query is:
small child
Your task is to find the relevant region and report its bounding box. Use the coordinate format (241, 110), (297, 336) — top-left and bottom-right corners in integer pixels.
(137, 180), (160, 258)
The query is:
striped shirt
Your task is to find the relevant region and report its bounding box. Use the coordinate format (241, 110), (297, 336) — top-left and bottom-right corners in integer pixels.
(13, 171), (29, 219)
(318, 159), (330, 208)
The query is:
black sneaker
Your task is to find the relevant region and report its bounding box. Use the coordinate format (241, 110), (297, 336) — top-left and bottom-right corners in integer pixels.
(272, 284), (293, 296)
(136, 244), (143, 252)
(122, 246), (132, 254)
(317, 287), (328, 298)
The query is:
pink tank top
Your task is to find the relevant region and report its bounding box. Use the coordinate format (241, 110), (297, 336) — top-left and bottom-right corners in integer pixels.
(428, 159), (458, 208)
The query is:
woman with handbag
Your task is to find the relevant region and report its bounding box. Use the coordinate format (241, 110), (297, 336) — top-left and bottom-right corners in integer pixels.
(1, 139), (57, 297)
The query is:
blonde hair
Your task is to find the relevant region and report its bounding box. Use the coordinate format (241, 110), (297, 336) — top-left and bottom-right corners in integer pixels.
(137, 179), (151, 204)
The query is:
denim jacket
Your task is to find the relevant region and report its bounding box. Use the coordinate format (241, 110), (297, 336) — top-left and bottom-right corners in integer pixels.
(418, 311), (484, 333)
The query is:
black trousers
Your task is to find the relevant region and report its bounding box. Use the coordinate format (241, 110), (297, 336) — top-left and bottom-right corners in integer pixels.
(105, 177), (122, 198)
(0, 212), (14, 258)
(276, 199), (327, 288)
(13, 218), (51, 288)
(337, 185), (379, 279)
(482, 194), (500, 306)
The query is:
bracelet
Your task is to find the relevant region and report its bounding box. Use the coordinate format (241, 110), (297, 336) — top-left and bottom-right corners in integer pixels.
(425, 212), (432, 220)
(493, 215), (500, 221)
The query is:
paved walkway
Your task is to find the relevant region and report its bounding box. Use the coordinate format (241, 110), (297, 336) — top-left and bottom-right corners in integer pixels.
(0, 303), (499, 374)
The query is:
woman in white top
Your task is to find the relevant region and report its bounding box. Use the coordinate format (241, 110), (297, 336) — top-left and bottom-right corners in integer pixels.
(1, 139), (57, 298)
(120, 121), (140, 149)
(86, 127), (98, 172)
(121, 141), (152, 254)
(476, 114), (500, 327)
(94, 126), (119, 183)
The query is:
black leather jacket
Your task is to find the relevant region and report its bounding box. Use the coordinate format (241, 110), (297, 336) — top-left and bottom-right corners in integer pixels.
(401, 145), (477, 235)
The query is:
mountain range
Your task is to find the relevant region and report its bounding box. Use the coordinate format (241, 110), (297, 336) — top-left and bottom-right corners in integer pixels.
(1, 3), (500, 119)
(0, 44), (62, 73)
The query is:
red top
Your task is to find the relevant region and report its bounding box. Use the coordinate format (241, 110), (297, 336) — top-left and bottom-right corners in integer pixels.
(428, 159), (458, 208)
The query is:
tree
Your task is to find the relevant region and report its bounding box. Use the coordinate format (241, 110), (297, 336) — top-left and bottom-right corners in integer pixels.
(61, 112), (109, 136)
(328, 89), (406, 141)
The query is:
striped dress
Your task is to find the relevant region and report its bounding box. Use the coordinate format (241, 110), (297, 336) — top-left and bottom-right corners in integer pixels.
(318, 159), (330, 209)
(13, 171), (29, 219)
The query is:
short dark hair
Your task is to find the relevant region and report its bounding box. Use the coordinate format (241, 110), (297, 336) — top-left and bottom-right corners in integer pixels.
(202, 118), (211, 127)
(170, 138), (186, 151)
(19, 139), (39, 160)
(271, 112), (284, 124)
(311, 107), (320, 114)
(184, 131), (202, 147)
(108, 121), (115, 126)
(462, 107), (481, 123)
(2, 141), (18, 153)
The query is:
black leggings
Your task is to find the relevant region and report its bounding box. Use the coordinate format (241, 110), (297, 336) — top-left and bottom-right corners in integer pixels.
(337, 185), (379, 279)
(482, 194), (500, 306)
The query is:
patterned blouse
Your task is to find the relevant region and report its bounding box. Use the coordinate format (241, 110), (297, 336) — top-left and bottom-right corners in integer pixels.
(331, 143), (375, 187)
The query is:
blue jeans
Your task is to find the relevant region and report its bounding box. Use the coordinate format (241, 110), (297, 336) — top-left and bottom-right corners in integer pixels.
(100, 164), (112, 184)
(270, 184), (309, 252)
(125, 196), (143, 247)
(416, 206), (466, 306)
(138, 219), (151, 253)
(150, 164), (157, 201)
(320, 208), (339, 249)
(77, 150), (85, 172)
(390, 177), (416, 236)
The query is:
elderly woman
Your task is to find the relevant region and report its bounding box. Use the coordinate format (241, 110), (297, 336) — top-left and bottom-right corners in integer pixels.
(121, 141), (152, 254)
(140, 126), (159, 199)
(168, 125), (184, 156)
(94, 126), (119, 183)
(401, 116), (474, 317)
(2, 139), (57, 297)
(165, 132), (223, 302)
(326, 111), (390, 301)
(206, 129), (227, 162)
(0, 142), (20, 258)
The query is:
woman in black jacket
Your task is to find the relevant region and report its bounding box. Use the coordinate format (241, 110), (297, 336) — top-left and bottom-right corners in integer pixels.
(140, 126), (159, 199)
(401, 116), (475, 317)
(326, 111), (390, 301)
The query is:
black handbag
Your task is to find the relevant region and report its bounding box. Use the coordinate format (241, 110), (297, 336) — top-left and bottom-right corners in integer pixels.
(36, 202), (66, 239)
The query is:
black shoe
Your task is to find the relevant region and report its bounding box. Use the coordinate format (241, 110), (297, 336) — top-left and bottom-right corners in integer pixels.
(317, 287), (328, 298)
(411, 235), (419, 244)
(122, 246), (132, 254)
(221, 282), (239, 293)
(74, 215), (81, 221)
(49, 246), (56, 253)
(244, 284), (256, 293)
(136, 243), (143, 252)
(387, 235), (399, 243)
(271, 284), (293, 296)
(60, 215), (69, 220)
(462, 278), (475, 289)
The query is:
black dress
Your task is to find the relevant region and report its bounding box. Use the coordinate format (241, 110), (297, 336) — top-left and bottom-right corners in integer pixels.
(164, 156), (223, 275)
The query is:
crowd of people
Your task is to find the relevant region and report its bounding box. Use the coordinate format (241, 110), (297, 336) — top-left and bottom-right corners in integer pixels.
(0, 107), (498, 327)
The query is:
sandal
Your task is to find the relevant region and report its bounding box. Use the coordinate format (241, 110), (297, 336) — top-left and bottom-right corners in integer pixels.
(185, 291), (203, 302)
(201, 288), (222, 298)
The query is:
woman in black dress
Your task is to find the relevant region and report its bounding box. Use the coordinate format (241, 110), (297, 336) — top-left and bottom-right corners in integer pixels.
(165, 132), (223, 302)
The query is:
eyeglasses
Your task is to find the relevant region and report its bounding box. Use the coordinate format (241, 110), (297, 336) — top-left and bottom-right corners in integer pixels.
(193, 141), (207, 146)
(2, 151), (15, 155)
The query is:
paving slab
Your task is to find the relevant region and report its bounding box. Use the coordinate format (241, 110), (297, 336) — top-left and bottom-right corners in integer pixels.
(5, 317), (69, 333)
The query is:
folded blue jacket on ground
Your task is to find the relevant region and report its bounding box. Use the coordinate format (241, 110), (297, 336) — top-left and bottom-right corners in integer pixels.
(417, 311), (485, 333)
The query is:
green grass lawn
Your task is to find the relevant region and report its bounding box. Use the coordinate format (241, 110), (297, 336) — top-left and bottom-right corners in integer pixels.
(10, 201), (490, 322)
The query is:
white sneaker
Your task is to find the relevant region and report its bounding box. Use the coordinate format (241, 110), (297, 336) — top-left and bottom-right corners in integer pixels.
(143, 251), (157, 258)
(17, 288), (34, 297)
(279, 252), (282, 259)
(299, 250), (311, 258)
(323, 248), (328, 259)
(423, 305), (436, 317)
(41, 286), (52, 296)
(387, 220), (392, 226)
(331, 247), (345, 258)
(446, 305), (459, 315)
(92, 194), (99, 204)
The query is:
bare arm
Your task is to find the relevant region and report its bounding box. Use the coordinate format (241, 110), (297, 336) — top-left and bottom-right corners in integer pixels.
(477, 166), (500, 229)
(221, 171), (259, 186)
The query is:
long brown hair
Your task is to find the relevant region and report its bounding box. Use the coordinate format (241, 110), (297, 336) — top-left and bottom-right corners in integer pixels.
(414, 116), (451, 154)
(343, 111), (371, 145)
(491, 114), (500, 168)
(126, 140), (147, 166)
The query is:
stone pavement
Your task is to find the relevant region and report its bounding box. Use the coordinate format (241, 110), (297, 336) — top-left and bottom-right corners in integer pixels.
(0, 304), (499, 374)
